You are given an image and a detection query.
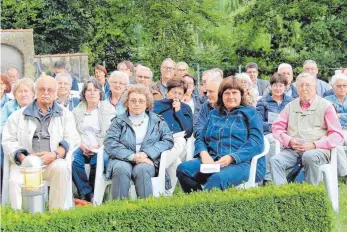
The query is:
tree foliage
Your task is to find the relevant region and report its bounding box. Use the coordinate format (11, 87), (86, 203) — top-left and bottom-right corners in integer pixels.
(1, 0), (347, 79)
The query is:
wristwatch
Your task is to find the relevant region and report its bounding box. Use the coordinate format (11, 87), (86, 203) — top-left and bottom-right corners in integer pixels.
(54, 151), (60, 160)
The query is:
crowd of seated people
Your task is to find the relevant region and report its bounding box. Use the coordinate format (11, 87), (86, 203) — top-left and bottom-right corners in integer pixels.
(1, 59), (346, 211)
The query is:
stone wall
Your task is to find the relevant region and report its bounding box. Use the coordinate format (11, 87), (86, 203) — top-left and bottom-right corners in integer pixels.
(0, 29), (36, 79)
(34, 53), (89, 82)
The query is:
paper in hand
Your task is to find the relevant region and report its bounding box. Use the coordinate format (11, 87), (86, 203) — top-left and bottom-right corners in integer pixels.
(200, 164), (220, 173)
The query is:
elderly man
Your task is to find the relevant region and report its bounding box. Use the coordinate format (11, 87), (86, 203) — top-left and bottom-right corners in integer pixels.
(151, 58), (176, 98)
(135, 65), (162, 100)
(53, 61), (79, 91)
(2, 75), (80, 210)
(277, 63), (299, 98)
(6, 67), (20, 85)
(193, 71), (223, 138)
(270, 72), (343, 185)
(246, 62), (270, 96)
(299, 60), (331, 97)
(175, 62), (189, 78)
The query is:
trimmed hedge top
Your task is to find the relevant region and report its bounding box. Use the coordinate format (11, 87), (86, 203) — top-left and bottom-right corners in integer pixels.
(1, 184), (331, 232)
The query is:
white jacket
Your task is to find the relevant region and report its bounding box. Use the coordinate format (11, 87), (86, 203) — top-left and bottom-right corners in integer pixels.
(2, 104), (81, 164)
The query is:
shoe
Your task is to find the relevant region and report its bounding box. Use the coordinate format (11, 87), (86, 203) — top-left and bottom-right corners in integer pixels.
(80, 193), (94, 202)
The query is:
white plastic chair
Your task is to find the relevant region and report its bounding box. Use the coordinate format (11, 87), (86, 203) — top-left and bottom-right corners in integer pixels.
(93, 147), (168, 205)
(185, 136), (195, 161)
(235, 136), (270, 189)
(320, 147), (339, 212)
(2, 149), (75, 210)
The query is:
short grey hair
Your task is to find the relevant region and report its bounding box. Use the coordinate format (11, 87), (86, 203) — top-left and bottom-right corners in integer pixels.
(55, 72), (73, 86)
(331, 74), (347, 86)
(109, 71), (130, 84)
(203, 70), (223, 84)
(234, 73), (252, 86)
(161, 58), (176, 67)
(245, 62), (259, 70)
(303, 60), (317, 68)
(135, 65), (153, 79)
(278, 63), (293, 72)
(296, 72), (315, 83)
(80, 78), (105, 102)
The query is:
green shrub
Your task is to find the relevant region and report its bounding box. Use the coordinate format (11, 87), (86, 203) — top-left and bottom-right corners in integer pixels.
(1, 184), (332, 232)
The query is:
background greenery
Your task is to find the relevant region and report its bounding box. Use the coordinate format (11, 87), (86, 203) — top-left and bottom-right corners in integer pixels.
(2, 0), (347, 80)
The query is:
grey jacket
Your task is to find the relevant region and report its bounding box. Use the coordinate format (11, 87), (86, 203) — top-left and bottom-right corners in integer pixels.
(73, 101), (116, 146)
(257, 79), (270, 96)
(104, 111), (174, 179)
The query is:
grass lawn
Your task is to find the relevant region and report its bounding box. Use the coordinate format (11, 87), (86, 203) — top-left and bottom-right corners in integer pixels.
(332, 182), (347, 232)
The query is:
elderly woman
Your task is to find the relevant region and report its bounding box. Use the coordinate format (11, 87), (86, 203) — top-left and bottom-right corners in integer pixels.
(72, 79), (116, 202)
(153, 78), (193, 195)
(234, 73), (258, 106)
(104, 85), (174, 199)
(324, 73), (347, 184)
(177, 78), (265, 192)
(105, 71), (128, 115)
(1, 78), (35, 131)
(56, 72), (80, 111)
(94, 64), (110, 93)
(182, 74), (205, 116)
(256, 73), (293, 182)
(0, 74), (11, 109)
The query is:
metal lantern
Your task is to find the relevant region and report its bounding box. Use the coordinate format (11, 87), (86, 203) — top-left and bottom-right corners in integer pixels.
(20, 156), (46, 213)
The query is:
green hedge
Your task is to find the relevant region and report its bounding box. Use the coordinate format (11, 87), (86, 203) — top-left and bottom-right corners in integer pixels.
(1, 184), (332, 232)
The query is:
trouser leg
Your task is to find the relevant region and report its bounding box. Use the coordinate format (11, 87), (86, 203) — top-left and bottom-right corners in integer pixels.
(110, 160), (132, 200)
(8, 164), (22, 210)
(302, 149), (328, 185)
(131, 163), (155, 198)
(72, 148), (92, 196)
(204, 162), (251, 190)
(176, 158), (210, 193)
(44, 159), (70, 210)
(270, 149), (299, 185)
(164, 137), (186, 195)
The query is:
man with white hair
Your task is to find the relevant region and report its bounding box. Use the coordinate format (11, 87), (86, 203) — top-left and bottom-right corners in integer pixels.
(299, 60), (331, 97)
(324, 73), (347, 184)
(134, 65), (162, 100)
(152, 58), (176, 98)
(193, 71), (223, 137)
(277, 63), (299, 98)
(2, 75), (80, 210)
(270, 72), (343, 185)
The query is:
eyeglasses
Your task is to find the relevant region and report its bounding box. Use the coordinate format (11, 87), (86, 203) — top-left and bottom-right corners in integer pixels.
(177, 69), (187, 72)
(136, 75), (151, 80)
(162, 66), (175, 72)
(186, 82), (194, 87)
(38, 87), (55, 93)
(297, 83), (316, 88)
(129, 99), (146, 105)
(335, 84), (347, 89)
(110, 81), (127, 86)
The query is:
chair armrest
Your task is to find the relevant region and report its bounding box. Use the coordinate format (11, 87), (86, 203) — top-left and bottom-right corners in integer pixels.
(247, 137), (270, 186)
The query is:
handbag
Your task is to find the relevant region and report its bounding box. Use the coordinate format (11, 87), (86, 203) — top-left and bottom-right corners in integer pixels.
(286, 157), (303, 183)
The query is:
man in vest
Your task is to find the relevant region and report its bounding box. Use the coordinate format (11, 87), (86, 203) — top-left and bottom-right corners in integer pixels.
(270, 72), (343, 185)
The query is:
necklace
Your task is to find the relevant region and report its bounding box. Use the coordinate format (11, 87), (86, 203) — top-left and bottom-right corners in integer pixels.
(129, 114), (146, 127)
(130, 118), (144, 127)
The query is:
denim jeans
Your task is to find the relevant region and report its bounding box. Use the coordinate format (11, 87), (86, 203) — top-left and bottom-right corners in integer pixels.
(177, 158), (264, 193)
(72, 148), (108, 197)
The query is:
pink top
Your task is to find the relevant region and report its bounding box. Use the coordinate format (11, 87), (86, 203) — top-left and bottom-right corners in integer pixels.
(272, 97), (344, 149)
